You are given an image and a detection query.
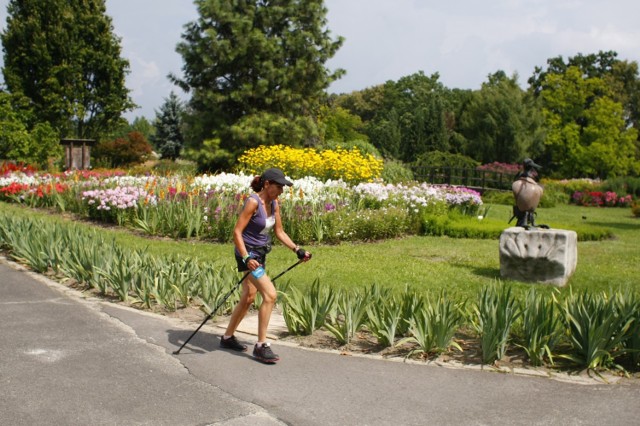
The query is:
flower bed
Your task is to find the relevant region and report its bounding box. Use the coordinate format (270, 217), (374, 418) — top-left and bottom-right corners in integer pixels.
(0, 168), (483, 243)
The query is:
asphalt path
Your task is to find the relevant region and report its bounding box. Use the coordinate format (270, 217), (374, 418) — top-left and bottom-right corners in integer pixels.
(1, 258), (639, 426)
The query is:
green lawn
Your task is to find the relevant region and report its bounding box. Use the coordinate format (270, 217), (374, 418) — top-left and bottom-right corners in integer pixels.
(1, 201), (638, 301)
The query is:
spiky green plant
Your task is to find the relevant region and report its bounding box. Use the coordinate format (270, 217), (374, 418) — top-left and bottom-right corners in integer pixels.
(325, 289), (369, 345)
(398, 291), (464, 358)
(196, 264), (240, 316)
(366, 296), (404, 347)
(471, 282), (522, 364)
(517, 288), (561, 366)
(397, 287), (424, 337)
(613, 289), (640, 369)
(557, 289), (635, 370)
(6, 219), (51, 273)
(280, 279), (336, 335)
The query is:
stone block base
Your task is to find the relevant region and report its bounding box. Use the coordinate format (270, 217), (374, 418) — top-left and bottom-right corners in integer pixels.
(499, 227), (578, 287)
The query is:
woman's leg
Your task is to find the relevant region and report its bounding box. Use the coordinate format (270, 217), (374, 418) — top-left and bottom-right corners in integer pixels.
(251, 274), (277, 343)
(224, 280), (257, 336)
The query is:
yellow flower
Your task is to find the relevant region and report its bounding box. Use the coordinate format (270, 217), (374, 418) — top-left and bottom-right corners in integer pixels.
(238, 144), (382, 184)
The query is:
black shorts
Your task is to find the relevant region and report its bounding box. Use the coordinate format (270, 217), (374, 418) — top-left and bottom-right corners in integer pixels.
(235, 245), (270, 272)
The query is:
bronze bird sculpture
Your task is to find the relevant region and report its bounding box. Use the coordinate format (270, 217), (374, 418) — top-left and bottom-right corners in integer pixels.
(510, 158), (548, 229)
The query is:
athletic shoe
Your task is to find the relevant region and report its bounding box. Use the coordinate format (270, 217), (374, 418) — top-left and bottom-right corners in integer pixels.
(253, 343), (279, 363)
(220, 335), (247, 352)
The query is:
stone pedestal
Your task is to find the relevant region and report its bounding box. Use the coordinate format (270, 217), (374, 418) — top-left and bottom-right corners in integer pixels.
(499, 227), (577, 287)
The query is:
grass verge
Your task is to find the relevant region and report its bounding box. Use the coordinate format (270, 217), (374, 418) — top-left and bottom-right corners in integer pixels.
(1, 200), (637, 302)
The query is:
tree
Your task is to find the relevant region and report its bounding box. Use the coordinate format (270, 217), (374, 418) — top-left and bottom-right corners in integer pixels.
(1, 0), (134, 139)
(358, 72), (451, 163)
(529, 51), (640, 150)
(368, 108), (402, 159)
(539, 67), (639, 178)
(0, 92), (61, 168)
(528, 51), (619, 96)
(130, 116), (156, 144)
(457, 71), (544, 164)
(152, 92), (185, 161)
(172, 0), (344, 171)
(333, 84), (386, 123)
(581, 97), (638, 177)
(318, 104), (368, 145)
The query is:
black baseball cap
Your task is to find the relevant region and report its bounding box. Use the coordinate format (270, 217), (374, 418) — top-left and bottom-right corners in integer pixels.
(261, 168), (293, 186)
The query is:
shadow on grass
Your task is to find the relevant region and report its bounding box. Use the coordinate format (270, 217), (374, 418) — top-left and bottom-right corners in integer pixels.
(451, 262), (500, 279)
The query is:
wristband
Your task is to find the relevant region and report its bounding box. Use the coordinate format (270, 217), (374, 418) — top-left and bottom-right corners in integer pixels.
(242, 254), (251, 264)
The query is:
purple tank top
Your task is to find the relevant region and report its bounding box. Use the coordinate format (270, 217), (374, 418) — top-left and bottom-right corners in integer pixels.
(241, 194), (276, 248)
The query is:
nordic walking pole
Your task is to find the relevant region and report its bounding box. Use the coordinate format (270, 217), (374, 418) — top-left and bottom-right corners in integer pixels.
(269, 258), (304, 282)
(173, 259), (304, 355)
(173, 271), (250, 355)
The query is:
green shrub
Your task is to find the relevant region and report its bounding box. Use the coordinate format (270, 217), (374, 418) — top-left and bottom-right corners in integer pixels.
(632, 202), (640, 218)
(538, 186), (569, 207)
(482, 190), (513, 206)
(92, 131), (153, 167)
(320, 138), (382, 159)
(482, 186), (568, 208)
(324, 207), (413, 242)
(544, 223), (613, 241)
(413, 151), (479, 169)
(422, 213), (507, 239)
(542, 178), (601, 197)
(381, 159), (414, 183)
(601, 176), (640, 198)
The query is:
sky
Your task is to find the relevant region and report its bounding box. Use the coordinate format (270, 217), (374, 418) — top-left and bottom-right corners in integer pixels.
(1, 0), (640, 121)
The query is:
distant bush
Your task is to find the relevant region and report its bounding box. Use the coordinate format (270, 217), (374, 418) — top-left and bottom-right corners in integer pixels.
(320, 139), (381, 159)
(601, 176), (640, 198)
(92, 131), (152, 168)
(476, 162), (520, 175)
(543, 178), (601, 197)
(482, 190), (513, 206)
(413, 151), (479, 170)
(538, 186), (568, 208)
(381, 159), (414, 183)
(422, 214), (507, 239)
(482, 187), (568, 208)
(128, 159), (198, 177)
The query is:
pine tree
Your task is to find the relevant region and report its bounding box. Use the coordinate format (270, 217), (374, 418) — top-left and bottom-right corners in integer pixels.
(171, 0), (344, 170)
(152, 92), (185, 161)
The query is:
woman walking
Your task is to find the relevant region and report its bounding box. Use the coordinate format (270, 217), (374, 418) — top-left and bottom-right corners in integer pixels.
(220, 168), (311, 363)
